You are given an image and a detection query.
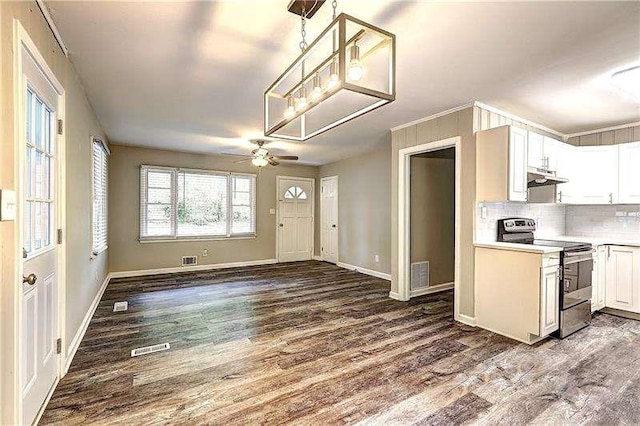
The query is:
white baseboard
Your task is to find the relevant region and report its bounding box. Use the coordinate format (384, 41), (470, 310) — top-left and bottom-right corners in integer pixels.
(313, 255), (322, 261)
(456, 313), (477, 327)
(64, 273), (110, 374)
(337, 262), (391, 281)
(410, 282), (454, 297)
(109, 258), (278, 279)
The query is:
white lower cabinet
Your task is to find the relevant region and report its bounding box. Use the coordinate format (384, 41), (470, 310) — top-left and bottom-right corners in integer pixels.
(540, 265), (560, 336)
(592, 246), (607, 312)
(605, 245), (640, 313)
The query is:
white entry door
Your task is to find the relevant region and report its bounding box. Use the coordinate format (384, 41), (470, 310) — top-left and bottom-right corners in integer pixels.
(321, 176), (338, 264)
(20, 44), (61, 425)
(278, 178), (313, 262)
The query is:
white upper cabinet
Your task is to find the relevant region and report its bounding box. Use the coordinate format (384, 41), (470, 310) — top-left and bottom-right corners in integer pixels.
(619, 141), (640, 204)
(543, 136), (562, 173)
(528, 131), (545, 169)
(555, 143), (581, 204)
(476, 125), (528, 202)
(578, 146), (619, 204)
(509, 127), (529, 202)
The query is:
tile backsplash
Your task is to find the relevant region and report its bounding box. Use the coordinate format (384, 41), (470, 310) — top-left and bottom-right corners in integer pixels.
(566, 205), (640, 241)
(476, 202), (566, 242)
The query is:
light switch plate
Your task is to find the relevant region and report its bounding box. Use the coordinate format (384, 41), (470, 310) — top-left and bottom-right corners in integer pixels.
(480, 206), (488, 219)
(0, 189), (16, 221)
(269, 208), (276, 215)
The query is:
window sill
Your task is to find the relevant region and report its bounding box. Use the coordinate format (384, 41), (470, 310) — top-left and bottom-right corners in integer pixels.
(91, 246), (108, 259)
(138, 235), (257, 244)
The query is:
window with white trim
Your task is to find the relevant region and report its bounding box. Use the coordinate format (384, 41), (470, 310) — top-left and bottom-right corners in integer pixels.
(140, 166), (256, 240)
(91, 138), (109, 255)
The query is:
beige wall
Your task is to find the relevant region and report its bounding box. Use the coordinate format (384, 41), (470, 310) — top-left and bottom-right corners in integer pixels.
(392, 107), (475, 316)
(0, 2), (109, 423)
(319, 146), (391, 274)
(566, 124), (640, 146)
(410, 156), (455, 286)
(108, 145), (319, 273)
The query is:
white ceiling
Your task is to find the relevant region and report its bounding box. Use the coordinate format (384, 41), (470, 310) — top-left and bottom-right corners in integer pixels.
(47, 1), (640, 165)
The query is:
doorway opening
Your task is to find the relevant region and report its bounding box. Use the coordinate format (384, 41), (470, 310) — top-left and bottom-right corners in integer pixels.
(397, 137), (461, 321)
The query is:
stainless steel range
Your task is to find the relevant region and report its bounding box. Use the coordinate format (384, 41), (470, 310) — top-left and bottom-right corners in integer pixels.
(497, 218), (593, 338)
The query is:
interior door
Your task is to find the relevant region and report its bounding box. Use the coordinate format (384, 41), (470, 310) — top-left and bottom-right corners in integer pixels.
(278, 178), (313, 262)
(321, 177), (338, 264)
(21, 50), (60, 425)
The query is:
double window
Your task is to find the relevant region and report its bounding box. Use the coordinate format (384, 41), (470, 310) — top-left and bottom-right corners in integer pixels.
(139, 166), (256, 241)
(91, 138), (109, 255)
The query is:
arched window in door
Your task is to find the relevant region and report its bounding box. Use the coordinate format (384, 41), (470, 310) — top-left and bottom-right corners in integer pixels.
(284, 186), (308, 200)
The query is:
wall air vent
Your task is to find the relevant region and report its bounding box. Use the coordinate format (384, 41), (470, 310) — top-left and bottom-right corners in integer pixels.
(411, 261), (430, 290)
(182, 256), (197, 266)
(131, 343), (170, 357)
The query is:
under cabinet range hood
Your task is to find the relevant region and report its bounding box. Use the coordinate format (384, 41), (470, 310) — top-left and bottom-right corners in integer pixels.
(527, 167), (569, 188)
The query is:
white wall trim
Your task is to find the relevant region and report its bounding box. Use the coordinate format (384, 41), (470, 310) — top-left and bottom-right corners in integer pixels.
(389, 291), (403, 301)
(337, 262), (391, 281)
(63, 273), (110, 374)
(457, 314), (477, 327)
(313, 255), (322, 261)
(473, 101), (565, 139)
(410, 282), (454, 297)
(565, 121), (640, 139)
(390, 103), (475, 132)
(397, 137), (462, 326)
(109, 258), (278, 279)
(35, 1), (68, 56)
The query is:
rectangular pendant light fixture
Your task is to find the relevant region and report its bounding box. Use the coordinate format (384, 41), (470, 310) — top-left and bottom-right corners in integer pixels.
(264, 13), (396, 141)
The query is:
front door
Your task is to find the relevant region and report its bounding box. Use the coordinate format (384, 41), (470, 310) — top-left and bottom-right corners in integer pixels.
(321, 176), (338, 264)
(21, 47), (60, 425)
(278, 178), (313, 262)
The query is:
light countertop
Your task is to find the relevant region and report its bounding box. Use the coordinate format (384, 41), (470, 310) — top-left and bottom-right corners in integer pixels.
(474, 241), (563, 254)
(544, 236), (640, 248)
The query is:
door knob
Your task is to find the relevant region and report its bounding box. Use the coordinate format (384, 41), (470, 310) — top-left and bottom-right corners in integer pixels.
(23, 273), (37, 286)
(279, 223), (284, 227)
(332, 224), (336, 228)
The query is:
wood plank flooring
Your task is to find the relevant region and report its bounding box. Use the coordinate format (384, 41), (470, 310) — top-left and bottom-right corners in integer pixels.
(41, 261), (640, 425)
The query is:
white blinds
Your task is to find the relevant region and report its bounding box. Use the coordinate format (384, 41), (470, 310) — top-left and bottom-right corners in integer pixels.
(140, 166), (256, 240)
(92, 139), (109, 254)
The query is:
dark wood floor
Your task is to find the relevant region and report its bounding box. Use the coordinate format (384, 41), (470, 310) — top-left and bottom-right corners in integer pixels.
(41, 261), (640, 425)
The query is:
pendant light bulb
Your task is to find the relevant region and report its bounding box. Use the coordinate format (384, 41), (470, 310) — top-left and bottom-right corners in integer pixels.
(311, 73), (323, 101)
(284, 95), (295, 119)
(348, 44), (363, 82)
(296, 87), (308, 111)
(327, 59), (340, 90)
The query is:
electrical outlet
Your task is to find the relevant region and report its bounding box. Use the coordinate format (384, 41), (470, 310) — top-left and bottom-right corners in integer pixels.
(374, 254), (380, 263)
(202, 248), (208, 257)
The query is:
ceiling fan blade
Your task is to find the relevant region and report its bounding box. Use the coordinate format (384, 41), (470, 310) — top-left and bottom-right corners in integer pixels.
(271, 155), (299, 161)
(234, 157), (253, 164)
(268, 158), (280, 166)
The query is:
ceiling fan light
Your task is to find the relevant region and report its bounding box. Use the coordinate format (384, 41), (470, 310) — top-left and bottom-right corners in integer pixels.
(255, 147), (268, 157)
(252, 157), (269, 167)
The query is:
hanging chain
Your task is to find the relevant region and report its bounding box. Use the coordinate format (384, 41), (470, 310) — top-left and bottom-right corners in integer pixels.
(332, 0), (337, 19)
(299, 6), (308, 52)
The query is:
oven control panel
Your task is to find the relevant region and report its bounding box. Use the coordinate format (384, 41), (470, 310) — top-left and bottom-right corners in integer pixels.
(500, 218), (536, 232)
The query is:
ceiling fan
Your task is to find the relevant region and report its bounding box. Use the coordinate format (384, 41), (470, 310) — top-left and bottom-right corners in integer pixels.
(233, 139), (299, 167)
